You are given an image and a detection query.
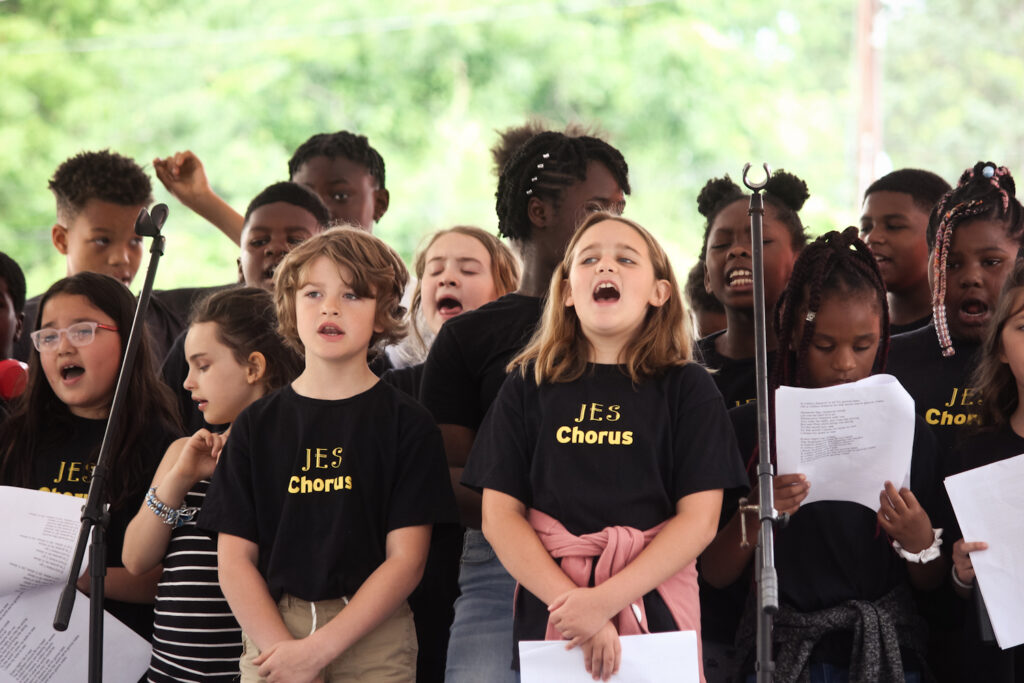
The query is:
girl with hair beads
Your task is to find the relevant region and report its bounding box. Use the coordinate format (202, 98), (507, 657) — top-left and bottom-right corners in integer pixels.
(885, 163), (1024, 682)
(0, 272), (181, 639)
(696, 171), (809, 408)
(464, 212), (748, 682)
(942, 261), (1024, 683)
(888, 162), (1024, 450)
(421, 129), (631, 682)
(123, 288), (301, 682)
(702, 228), (943, 683)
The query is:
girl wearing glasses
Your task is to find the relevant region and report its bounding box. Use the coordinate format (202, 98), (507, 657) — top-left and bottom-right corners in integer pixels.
(0, 272), (181, 640)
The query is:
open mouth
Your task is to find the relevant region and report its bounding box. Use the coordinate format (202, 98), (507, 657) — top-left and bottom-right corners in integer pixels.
(958, 298), (990, 323)
(193, 397), (209, 411)
(593, 282), (620, 302)
(262, 263), (279, 281)
(60, 364), (84, 381)
(437, 296), (463, 318)
(726, 268), (753, 287)
(318, 322), (343, 336)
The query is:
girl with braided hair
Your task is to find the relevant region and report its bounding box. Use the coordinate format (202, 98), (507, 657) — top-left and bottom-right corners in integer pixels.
(887, 163), (1024, 461)
(702, 228), (944, 683)
(695, 170), (809, 409)
(420, 129), (630, 682)
(882, 161), (1024, 683)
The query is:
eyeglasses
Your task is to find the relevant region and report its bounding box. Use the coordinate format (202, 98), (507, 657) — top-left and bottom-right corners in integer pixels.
(30, 322), (119, 352)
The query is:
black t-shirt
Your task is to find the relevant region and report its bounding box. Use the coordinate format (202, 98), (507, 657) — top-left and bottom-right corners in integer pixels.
(6, 413), (175, 639)
(464, 363), (748, 648)
(420, 293), (544, 429)
(887, 324), (981, 463)
(381, 363), (424, 400)
(695, 330), (776, 410)
(14, 286), (224, 366)
(729, 401), (940, 612)
(889, 313), (932, 337)
(199, 382), (457, 603)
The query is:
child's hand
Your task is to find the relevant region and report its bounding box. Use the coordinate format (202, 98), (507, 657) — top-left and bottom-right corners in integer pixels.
(952, 538), (988, 586)
(153, 151), (212, 207)
(580, 621), (621, 681)
(172, 428), (229, 485)
(253, 638), (324, 683)
(549, 586), (614, 648)
(877, 481), (934, 552)
(772, 473), (810, 516)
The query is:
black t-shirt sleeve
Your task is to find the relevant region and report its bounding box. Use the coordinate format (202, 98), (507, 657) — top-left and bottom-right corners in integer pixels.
(386, 409), (458, 531)
(670, 366), (749, 501)
(420, 323), (478, 428)
(461, 372), (532, 504)
(198, 409), (257, 542)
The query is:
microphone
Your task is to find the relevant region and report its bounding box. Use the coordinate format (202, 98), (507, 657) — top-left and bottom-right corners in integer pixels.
(0, 359), (28, 401)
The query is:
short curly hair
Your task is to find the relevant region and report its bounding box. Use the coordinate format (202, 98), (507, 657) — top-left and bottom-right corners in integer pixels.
(287, 131), (386, 190)
(49, 150), (152, 222)
(273, 227), (408, 358)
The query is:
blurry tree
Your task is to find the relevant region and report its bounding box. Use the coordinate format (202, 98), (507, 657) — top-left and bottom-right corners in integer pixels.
(0, 0), (1021, 299)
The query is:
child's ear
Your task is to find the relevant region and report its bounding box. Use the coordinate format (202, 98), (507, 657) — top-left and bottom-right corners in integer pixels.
(372, 188), (390, 223)
(562, 279), (574, 307)
(649, 279), (671, 307)
(12, 312), (23, 343)
(526, 196), (550, 231)
(52, 224), (70, 255)
(245, 351), (267, 384)
(236, 257), (244, 284)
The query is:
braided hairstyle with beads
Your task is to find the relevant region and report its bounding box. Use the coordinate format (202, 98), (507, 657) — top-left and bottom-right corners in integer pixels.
(697, 170), (810, 260)
(495, 131), (630, 242)
(929, 162), (1024, 357)
(773, 226), (889, 389)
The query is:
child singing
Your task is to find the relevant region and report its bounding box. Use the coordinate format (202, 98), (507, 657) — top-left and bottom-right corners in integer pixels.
(464, 212), (747, 681)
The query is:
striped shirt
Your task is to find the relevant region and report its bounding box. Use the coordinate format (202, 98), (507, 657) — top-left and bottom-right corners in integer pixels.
(147, 480), (242, 682)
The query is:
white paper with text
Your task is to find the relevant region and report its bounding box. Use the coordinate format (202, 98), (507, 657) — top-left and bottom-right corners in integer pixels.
(0, 487), (151, 682)
(775, 374), (915, 511)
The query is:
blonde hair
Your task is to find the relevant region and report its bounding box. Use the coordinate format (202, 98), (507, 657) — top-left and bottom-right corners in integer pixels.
(273, 227), (409, 356)
(407, 226), (520, 351)
(511, 212), (692, 384)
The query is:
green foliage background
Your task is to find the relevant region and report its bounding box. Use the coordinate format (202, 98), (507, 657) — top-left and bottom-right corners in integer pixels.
(1, 0), (1022, 297)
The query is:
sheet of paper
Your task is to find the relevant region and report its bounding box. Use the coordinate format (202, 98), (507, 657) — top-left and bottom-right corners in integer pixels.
(775, 374), (915, 511)
(519, 631), (698, 683)
(944, 454), (1024, 650)
(0, 486), (87, 596)
(0, 583), (151, 683)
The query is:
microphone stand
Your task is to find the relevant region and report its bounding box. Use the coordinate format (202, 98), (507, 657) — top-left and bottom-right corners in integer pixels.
(742, 164), (783, 683)
(53, 204), (169, 683)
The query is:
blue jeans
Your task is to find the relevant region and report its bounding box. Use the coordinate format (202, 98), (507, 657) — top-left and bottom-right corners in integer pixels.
(444, 529), (520, 683)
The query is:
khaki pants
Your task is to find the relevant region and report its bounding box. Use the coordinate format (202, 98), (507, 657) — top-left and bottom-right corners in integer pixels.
(240, 594), (417, 682)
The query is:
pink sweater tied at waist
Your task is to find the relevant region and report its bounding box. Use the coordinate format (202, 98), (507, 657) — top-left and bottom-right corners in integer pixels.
(526, 508), (702, 644)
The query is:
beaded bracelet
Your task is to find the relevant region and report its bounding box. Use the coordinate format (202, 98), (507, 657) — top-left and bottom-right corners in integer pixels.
(145, 487), (199, 528)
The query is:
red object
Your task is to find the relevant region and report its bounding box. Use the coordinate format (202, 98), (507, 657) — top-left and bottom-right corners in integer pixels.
(0, 359), (28, 400)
